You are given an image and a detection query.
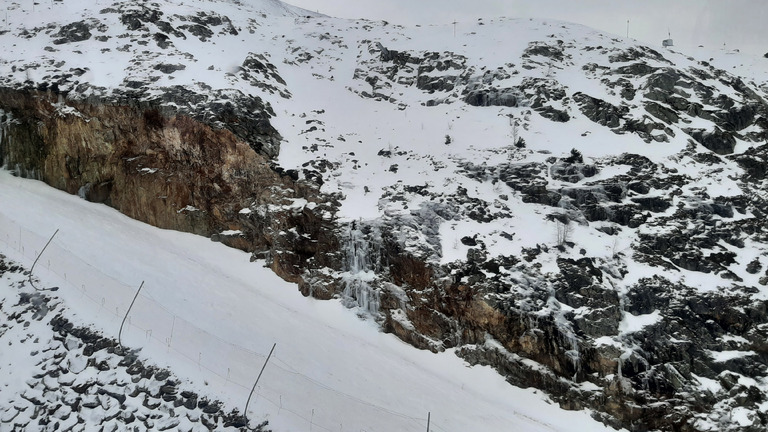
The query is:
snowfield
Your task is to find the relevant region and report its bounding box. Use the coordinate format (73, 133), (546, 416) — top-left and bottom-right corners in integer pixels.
(0, 170), (620, 431)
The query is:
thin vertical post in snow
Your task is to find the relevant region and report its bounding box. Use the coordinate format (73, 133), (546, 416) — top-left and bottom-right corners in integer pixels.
(626, 19), (629, 38)
(168, 315), (176, 348)
(244, 343), (276, 429)
(310, 409), (315, 431)
(118, 281), (144, 353)
(427, 412), (431, 432)
(452, 20), (457, 37)
(29, 228), (59, 291)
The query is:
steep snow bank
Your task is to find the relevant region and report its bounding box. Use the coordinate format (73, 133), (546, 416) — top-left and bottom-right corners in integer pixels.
(0, 170), (619, 431)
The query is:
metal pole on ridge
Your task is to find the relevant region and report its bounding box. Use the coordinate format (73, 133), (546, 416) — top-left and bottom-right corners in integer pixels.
(244, 343), (277, 429)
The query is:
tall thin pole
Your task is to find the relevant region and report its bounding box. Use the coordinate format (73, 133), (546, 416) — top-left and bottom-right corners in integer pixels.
(118, 281), (144, 352)
(244, 343), (277, 428)
(626, 19), (629, 38)
(427, 412), (431, 432)
(29, 229), (59, 291)
(453, 20), (457, 37)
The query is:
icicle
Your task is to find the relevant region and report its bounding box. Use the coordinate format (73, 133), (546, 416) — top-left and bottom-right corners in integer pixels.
(341, 221), (381, 315)
(77, 183), (91, 200)
(618, 356), (623, 379)
(552, 310), (581, 380)
(0, 110), (7, 170)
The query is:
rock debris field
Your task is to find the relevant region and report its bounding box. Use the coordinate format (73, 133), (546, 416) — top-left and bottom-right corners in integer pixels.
(0, 256), (267, 432)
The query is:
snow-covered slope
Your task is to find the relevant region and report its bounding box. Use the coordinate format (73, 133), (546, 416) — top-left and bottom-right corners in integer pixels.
(0, 170), (617, 431)
(2, 0), (768, 430)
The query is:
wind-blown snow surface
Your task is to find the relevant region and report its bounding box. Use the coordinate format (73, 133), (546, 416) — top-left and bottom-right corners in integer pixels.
(0, 170), (619, 431)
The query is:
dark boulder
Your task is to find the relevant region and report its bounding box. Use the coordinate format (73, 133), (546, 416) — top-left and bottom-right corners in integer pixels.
(614, 63), (657, 76)
(153, 32), (172, 49)
(572, 92), (627, 128)
(717, 104), (757, 131)
(684, 127), (737, 155)
(523, 41), (565, 61)
(646, 69), (680, 92)
(609, 46), (669, 63)
(534, 105), (570, 122)
(733, 144), (768, 179)
(557, 257), (603, 292)
(417, 75), (456, 92)
(521, 184), (561, 206)
(153, 63), (186, 74)
(644, 101), (680, 124)
(53, 22), (92, 45)
(551, 162), (598, 183)
(120, 7), (163, 30)
(179, 24), (213, 41)
(463, 88), (519, 107)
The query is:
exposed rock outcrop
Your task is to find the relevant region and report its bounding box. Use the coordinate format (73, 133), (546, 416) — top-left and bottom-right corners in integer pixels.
(0, 87), (291, 238)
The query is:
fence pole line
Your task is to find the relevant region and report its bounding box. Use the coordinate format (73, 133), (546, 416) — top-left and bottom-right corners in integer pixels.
(118, 280), (144, 353)
(0, 216), (451, 432)
(244, 342), (276, 429)
(29, 228), (58, 291)
(168, 315), (176, 349)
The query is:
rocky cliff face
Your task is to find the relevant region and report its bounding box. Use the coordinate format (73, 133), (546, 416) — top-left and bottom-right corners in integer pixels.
(1, 88), (267, 234)
(3, 1), (768, 430)
(0, 85), (346, 296)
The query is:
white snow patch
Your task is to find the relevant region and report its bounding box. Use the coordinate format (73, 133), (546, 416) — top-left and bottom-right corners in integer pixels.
(691, 373), (722, 394)
(619, 310), (661, 334)
(707, 350), (757, 363)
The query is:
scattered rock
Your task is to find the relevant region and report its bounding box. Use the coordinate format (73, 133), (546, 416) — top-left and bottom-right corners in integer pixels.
(53, 22), (93, 45)
(153, 63), (186, 74)
(573, 92), (628, 128)
(0, 275), (265, 432)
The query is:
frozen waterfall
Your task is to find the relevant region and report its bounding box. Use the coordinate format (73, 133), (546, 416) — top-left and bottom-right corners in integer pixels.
(341, 222), (381, 315)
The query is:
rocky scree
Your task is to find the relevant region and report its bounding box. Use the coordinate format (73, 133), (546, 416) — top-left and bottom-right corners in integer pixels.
(0, 255), (269, 431)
